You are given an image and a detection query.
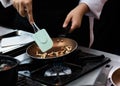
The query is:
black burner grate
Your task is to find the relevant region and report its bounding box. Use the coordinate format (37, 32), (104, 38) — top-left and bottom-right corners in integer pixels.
(17, 74), (43, 86)
(16, 49), (111, 86)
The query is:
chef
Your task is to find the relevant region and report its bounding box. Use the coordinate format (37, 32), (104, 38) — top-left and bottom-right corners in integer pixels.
(0, 0), (108, 48)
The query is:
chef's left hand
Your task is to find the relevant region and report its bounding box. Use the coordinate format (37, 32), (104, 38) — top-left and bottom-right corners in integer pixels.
(63, 3), (89, 33)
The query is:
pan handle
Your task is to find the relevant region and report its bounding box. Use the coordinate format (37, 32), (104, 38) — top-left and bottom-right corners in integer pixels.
(59, 22), (71, 37)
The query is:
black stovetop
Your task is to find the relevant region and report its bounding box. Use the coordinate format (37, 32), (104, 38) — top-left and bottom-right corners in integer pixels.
(16, 49), (111, 86)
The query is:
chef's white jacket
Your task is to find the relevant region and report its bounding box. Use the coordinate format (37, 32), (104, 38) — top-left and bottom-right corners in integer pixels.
(0, 0), (108, 47)
(0, 0), (12, 8)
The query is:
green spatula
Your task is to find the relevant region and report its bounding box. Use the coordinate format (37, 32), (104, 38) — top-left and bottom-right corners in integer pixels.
(31, 23), (53, 52)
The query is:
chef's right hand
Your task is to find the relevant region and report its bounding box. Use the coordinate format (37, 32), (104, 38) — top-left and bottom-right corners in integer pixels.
(12, 0), (34, 24)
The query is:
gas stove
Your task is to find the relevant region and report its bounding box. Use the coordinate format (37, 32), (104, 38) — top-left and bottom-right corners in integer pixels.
(15, 48), (111, 86)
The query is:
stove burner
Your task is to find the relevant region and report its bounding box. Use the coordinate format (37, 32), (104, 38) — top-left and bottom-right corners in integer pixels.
(18, 70), (31, 77)
(44, 63), (72, 77)
(17, 49), (111, 86)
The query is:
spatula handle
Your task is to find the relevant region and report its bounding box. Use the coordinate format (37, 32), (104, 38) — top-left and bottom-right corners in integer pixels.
(31, 22), (40, 32)
(59, 22), (71, 37)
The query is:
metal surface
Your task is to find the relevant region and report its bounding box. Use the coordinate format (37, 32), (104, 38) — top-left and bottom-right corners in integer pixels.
(0, 29), (33, 55)
(31, 22), (40, 32)
(94, 64), (113, 86)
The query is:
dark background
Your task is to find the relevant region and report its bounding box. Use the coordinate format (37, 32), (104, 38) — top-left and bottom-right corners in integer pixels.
(91, 0), (120, 55)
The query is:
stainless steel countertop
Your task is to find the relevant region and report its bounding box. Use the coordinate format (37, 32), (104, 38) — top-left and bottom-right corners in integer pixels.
(1, 26), (120, 86)
(0, 26), (16, 36)
(66, 47), (120, 86)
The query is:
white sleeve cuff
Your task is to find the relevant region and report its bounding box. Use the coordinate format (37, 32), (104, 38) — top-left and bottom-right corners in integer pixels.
(0, 0), (12, 8)
(80, 0), (108, 19)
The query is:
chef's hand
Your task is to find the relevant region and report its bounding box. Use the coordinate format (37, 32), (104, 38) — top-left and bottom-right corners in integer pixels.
(12, 0), (34, 24)
(63, 3), (89, 33)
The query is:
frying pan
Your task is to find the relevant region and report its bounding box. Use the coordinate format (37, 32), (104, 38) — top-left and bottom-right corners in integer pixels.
(0, 55), (19, 86)
(26, 37), (78, 60)
(26, 22), (78, 60)
(111, 68), (120, 86)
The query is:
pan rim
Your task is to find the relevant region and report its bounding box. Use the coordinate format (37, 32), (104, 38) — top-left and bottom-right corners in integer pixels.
(110, 67), (120, 86)
(26, 37), (78, 60)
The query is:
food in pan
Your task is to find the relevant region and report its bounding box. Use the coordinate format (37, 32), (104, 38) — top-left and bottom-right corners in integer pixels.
(35, 45), (72, 58)
(0, 63), (11, 71)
